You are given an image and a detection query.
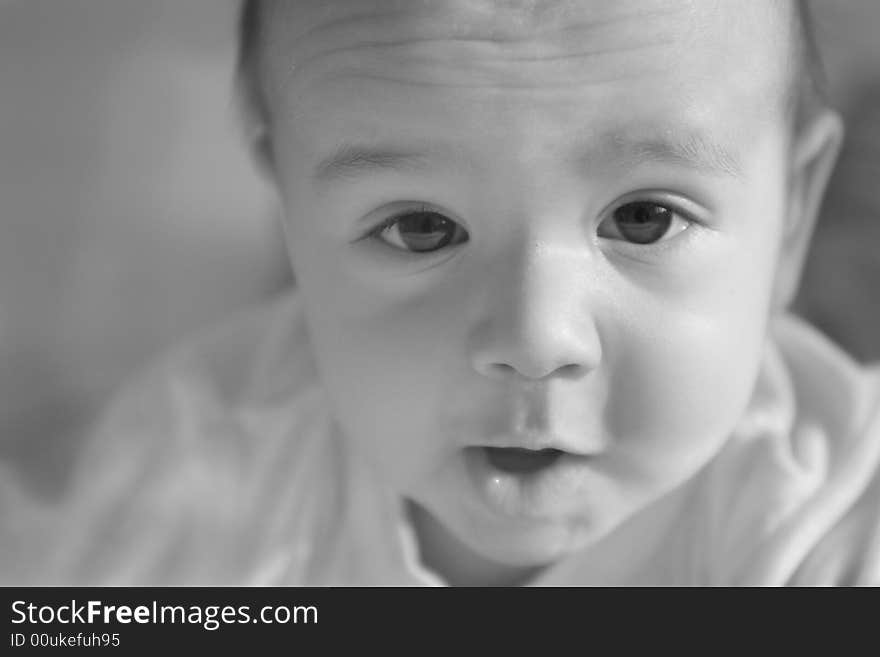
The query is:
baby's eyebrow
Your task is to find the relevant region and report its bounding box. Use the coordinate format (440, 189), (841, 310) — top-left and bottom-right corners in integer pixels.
(595, 131), (744, 179)
(313, 130), (743, 185)
(313, 143), (435, 183)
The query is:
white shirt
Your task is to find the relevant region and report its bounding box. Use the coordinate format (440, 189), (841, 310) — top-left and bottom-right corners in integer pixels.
(10, 290), (880, 586)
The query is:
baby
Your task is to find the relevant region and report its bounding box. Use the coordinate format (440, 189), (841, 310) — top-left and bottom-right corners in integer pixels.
(24, 0), (880, 586)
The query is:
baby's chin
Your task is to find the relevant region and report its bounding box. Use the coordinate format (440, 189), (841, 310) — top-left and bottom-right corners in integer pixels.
(462, 508), (621, 568)
(421, 494), (626, 570)
(402, 459), (644, 577)
(405, 497), (610, 586)
(454, 466), (703, 580)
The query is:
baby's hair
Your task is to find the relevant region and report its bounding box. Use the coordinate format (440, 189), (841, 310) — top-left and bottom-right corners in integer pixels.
(236, 0), (828, 148)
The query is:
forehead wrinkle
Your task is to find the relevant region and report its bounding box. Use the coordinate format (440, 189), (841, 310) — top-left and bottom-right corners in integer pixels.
(290, 23), (679, 92)
(280, 0), (688, 36)
(296, 34), (676, 74)
(290, 5), (684, 55)
(312, 64), (662, 92)
(273, 0), (689, 75)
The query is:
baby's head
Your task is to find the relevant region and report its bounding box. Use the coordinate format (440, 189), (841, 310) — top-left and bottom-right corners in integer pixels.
(238, 1), (842, 582)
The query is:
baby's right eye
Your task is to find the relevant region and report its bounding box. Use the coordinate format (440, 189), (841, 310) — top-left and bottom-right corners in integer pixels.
(370, 209), (469, 253)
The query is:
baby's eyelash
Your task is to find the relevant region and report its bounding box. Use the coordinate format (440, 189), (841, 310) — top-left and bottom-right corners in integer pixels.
(367, 205), (431, 236)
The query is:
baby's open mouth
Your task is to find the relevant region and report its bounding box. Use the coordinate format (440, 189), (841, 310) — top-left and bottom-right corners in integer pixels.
(482, 446), (565, 475)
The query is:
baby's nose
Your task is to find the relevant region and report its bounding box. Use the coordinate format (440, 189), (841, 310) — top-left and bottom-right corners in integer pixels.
(467, 244), (602, 382)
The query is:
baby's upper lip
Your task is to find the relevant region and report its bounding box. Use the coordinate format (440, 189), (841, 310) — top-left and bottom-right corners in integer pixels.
(477, 431), (596, 457)
(455, 383), (603, 455)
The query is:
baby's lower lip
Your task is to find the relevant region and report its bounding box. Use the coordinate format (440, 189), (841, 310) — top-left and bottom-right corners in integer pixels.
(463, 446), (594, 519)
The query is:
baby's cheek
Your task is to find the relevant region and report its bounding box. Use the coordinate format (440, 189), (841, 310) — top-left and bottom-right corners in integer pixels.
(301, 288), (463, 484)
(605, 309), (766, 481)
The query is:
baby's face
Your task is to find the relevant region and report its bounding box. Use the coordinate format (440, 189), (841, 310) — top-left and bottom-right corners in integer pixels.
(263, 0), (802, 566)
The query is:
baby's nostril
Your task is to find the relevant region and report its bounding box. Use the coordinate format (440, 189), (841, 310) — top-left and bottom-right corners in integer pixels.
(485, 361), (585, 382)
(556, 363), (587, 379)
(478, 362), (517, 381)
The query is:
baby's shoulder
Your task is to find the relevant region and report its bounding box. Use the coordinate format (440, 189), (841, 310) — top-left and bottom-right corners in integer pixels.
(96, 288), (321, 451)
(805, 363), (880, 585)
(789, 408), (880, 586)
(49, 290), (343, 584)
(773, 314), (880, 433)
(771, 316), (880, 585)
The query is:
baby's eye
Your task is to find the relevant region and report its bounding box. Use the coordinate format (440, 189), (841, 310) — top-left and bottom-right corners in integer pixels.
(598, 201), (690, 245)
(372, 209), (469, 253)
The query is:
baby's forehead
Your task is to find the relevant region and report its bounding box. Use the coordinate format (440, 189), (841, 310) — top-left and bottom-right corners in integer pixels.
(270, 0), (659, 43)
(257, 0), (795, 136)
(261, 0), (794, 53)
(259, 0), (794, 92)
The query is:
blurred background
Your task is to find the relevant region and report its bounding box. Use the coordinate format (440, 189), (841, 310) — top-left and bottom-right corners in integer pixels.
(0, 0), (291, 497)
(0, 1), (878, 499)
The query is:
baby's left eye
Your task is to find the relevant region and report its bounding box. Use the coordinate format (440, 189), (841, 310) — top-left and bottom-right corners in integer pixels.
(597, 201), (690, 245)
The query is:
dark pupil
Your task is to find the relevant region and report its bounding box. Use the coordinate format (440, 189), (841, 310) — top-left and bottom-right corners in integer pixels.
(397, 212), (458, 252)
(613, 202), (672, 244)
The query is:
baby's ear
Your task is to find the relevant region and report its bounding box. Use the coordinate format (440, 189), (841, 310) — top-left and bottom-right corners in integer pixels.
(773, 110), (844, 311)
(249, 125), (278, 183)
